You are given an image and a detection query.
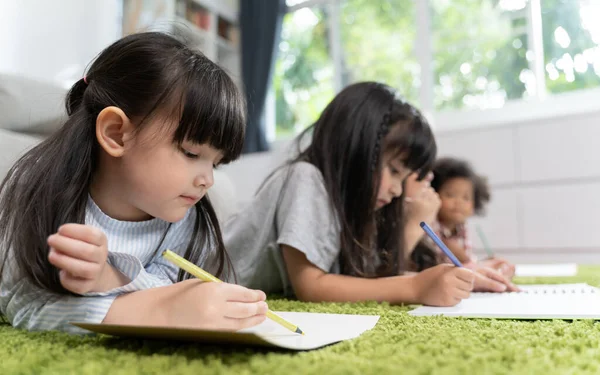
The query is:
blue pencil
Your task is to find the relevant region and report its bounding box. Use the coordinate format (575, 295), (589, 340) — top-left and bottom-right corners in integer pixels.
(420, 222), (463, 267)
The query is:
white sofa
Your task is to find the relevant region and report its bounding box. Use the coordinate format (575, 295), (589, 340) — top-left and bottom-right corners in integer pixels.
(0, 74), (62, 184)
(0, 74), (287, 222)
(0, 128), (42, 180)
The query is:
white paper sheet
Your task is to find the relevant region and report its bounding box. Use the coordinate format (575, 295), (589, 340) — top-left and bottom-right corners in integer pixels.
(514, 263), (578, 277)
(239, 312), (380, 350)
(409, 284), (600, 320)
(72, 312), (380, 351)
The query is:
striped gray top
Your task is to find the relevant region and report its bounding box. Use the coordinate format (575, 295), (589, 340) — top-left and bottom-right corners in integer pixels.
(0, 197), (201, 333)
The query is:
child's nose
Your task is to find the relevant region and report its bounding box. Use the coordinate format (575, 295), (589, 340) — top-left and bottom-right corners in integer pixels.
(390, 182), (403, 198)
(193, 168), (214, 189)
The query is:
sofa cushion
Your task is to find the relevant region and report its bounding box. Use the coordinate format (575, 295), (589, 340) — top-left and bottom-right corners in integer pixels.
(0, 74), (67, 135)
(0, 128), (42, 182)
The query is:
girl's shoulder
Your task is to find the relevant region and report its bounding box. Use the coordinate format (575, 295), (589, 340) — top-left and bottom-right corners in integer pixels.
(261, 161), (326, 194)
(286, 161), (323, 180)
(252, 161), (330, 208)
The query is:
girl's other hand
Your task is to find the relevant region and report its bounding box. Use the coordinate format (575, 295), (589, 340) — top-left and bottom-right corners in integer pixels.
(47, 224), (126, 294)
(479, 257), (516, 279)
(472, 265), (519, 292)
(404, 172), (440, 226)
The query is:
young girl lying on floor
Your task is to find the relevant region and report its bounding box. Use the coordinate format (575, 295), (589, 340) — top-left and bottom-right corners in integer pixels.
(224, 82), (515, 307)
(0, 32), (267, 333)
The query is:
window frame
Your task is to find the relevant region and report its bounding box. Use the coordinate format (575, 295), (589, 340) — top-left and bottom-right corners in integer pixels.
(272, 0), (600, 137)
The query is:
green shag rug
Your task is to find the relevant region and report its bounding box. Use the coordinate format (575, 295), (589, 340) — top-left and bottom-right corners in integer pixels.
(2, 267), (600, 375)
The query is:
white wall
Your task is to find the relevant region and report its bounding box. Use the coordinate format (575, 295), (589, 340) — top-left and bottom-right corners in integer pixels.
(0, 0), (121, 86)
(435, 110), (600, 264)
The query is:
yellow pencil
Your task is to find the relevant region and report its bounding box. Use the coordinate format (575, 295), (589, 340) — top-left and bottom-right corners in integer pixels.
(162, 250), (304, 335)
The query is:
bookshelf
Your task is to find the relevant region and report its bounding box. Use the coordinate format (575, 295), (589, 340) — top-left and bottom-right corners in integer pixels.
(122, 0), (241, 86)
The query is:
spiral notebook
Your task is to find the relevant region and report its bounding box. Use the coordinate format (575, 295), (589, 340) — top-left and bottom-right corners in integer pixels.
(409, 284), (600, 320)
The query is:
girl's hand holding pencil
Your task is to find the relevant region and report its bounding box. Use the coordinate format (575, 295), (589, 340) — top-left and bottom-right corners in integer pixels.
(418, 221), (518, 300)
(164, 280), (269, 331)
(162, 250), (304, 334)
(412, 264), (475, 306)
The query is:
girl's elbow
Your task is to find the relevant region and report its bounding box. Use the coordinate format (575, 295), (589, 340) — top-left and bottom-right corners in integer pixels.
(292, 286), (313, 302)
(291, 283), (323, 302)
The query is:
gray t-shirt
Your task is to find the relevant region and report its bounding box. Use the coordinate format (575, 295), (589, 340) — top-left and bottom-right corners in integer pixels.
(223, 162), (341, 296)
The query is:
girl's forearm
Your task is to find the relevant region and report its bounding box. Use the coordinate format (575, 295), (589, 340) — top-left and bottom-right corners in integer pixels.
(295, 272), (419, 305)
(102, 284), (174, 326)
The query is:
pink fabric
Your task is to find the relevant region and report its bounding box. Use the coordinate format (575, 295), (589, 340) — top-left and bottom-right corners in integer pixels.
(426, 220), (477, 264)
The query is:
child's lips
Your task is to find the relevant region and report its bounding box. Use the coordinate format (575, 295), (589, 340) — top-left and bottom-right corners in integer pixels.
(180, 195), (201, 204)
(377, 199), (390, 207)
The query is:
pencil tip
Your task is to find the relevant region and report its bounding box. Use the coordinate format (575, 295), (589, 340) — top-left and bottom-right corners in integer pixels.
(296, 327), (304, 335)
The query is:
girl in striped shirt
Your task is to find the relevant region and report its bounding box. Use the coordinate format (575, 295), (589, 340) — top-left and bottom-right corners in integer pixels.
(0, 32), (267, 333)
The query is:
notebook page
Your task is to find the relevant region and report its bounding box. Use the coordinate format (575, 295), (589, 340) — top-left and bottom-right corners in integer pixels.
(517, 283), (595, 294)
(410, 284), (600, 320)
(239, 312), (380, 350)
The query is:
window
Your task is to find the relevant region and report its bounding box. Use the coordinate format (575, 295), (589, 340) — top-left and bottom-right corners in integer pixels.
(541, 0), (600, 94)
(340, 0), (419, 104)
(432, 0), (531, 110)
(272, 0), (600, 138)
(272, 5), (335, 137)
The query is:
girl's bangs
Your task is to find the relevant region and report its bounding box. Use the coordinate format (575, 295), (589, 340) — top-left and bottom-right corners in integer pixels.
(384, 114), (436, 179)
(174, 70), (246, 164)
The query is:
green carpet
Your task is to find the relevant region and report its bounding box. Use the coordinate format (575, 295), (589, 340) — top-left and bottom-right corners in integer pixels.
(2, 267), (600, 375)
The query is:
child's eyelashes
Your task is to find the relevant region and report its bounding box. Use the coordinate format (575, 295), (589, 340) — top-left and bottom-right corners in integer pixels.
(180, 147), (221, 169)
(181, 148), (199, 159)
(179, 144), (223, 169)
(389, 165), (400, 175)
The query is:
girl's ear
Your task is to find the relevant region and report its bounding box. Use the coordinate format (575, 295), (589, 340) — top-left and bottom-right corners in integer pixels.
(95, 106), (135, 157)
